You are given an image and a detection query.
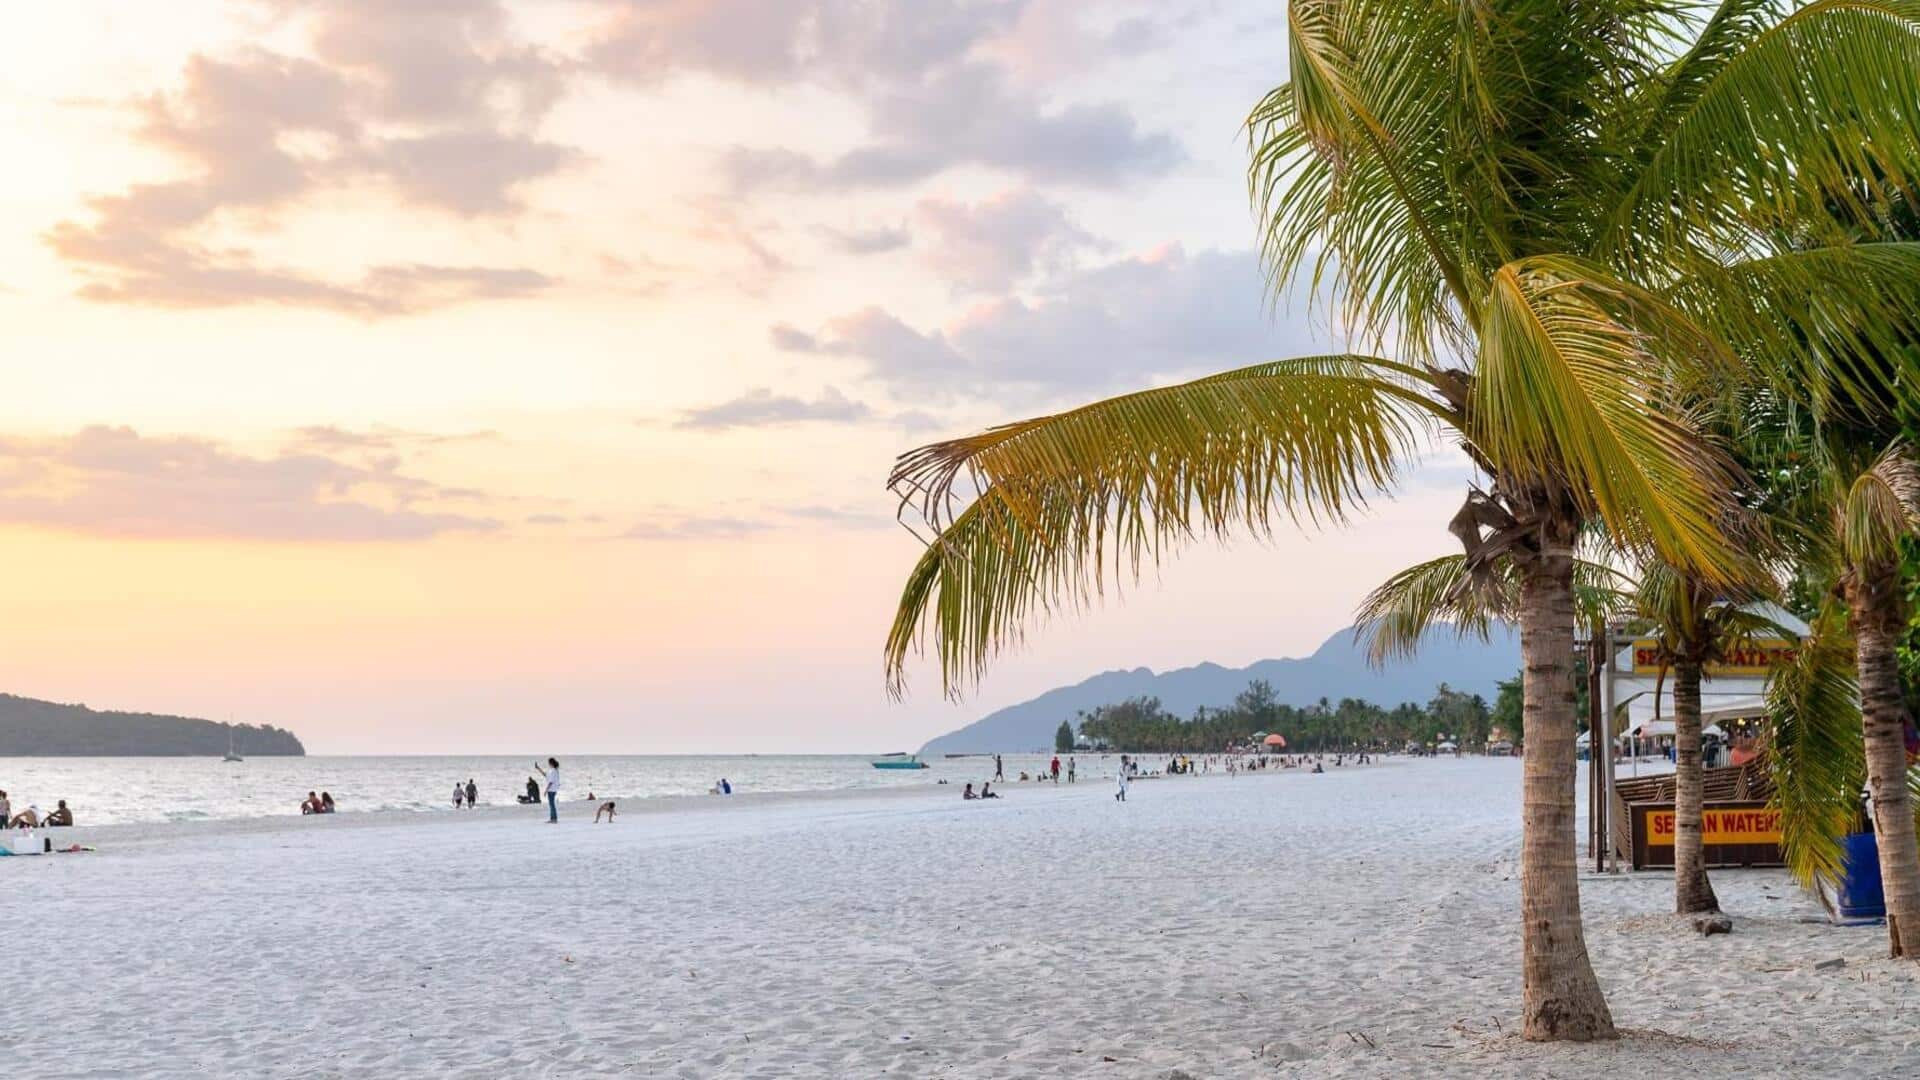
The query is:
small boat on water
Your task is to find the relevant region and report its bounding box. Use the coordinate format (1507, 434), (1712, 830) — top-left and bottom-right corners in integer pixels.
(870, 753), (929, 770)
(223, 730), (243, 763)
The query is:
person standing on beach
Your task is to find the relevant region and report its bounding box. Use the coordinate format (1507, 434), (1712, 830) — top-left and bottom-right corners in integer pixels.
(536, 758), (561, 822)
(1049, 755), (1060, 783)
(465, 779), (477, 808)
(453, 781), (465, 809)
(1067, 758), (1076, 783)
(994, 755), (1004, 782)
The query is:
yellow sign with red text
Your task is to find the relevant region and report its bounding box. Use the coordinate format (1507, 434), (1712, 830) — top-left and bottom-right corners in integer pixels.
(1645, 806), (1782, 847)
(1630, 639), (1797, 677)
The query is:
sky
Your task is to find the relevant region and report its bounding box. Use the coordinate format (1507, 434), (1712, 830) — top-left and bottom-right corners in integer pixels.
(0, 1), (1468, 754)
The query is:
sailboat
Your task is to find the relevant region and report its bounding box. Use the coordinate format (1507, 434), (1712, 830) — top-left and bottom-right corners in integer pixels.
(223, 729), (244, 763)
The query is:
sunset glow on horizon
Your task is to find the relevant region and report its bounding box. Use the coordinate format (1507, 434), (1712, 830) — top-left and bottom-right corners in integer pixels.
(2, 1), (1464, 753)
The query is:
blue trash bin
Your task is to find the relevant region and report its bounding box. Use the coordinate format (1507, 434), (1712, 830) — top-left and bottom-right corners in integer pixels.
(1836, 831), (1886, 920)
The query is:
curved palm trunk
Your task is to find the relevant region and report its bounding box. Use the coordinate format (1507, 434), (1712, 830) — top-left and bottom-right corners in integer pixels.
(1671, 659), (1720, 914)
(1849, 569), (1920, 958)
(1517, 531), (1616, 1040)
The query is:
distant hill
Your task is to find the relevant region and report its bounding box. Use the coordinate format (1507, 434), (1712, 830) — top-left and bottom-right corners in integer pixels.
(0, 694), (305, 756)
(920, 623), (1520, 755)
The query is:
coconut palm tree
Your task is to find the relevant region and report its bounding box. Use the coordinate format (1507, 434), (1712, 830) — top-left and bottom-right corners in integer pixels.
(884, 1), (1920, 1039)
(1626, 564), (1793, 914)
(1353, 551), (1788, 917)
(1780, 433), (1920, 953)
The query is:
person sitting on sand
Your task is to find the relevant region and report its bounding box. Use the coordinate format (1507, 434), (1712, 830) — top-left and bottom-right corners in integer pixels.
(980, 782), (999, 800)
(10, 804), (42, 828)
(593, 800), (618, 823)
(523, 777), (541, 804)
(43, 800), (72, 827)
(320, 792), (336, 813)
(963, 783), (977, 800)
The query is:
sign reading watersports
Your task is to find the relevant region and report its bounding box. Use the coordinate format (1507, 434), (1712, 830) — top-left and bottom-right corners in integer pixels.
(1629, 638), (1798, 677)
(1644, 805), (1782, 847)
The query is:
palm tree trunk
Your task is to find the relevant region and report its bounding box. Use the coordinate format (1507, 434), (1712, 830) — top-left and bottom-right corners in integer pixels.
(1517, 530), (1617, 1040)
(1849, 569), (1920, 958)
(1671, 658), (1719, 914)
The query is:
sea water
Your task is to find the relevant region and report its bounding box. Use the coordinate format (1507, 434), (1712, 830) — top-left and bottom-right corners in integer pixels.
(0, 752), (1095, 826)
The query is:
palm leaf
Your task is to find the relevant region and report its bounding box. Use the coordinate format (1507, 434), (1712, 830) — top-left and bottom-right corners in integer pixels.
(1840, 442), (1920, 568)
(1607, 0), (1920, 272)
(886, 357), (1446, 695)
(1676, 242), (1920, 418)
(1767, 606), (1867, 893)
(1354, 552), (1630, 664)
(1472, 255), (1749, 582)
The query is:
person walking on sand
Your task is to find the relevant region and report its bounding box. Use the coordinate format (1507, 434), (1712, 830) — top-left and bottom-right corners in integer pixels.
(993, 754), (1004, 782)
(465, 779), (477, 808)
(535, 758), (561, 823)
(1050, 755), (1061, 783)
(1114, 763), (1129, 802)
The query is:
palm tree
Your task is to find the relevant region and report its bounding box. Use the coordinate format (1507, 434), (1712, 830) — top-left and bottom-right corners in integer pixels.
(1627, 565), (1792, 914)
(1353, 550), (1789, 917)
(1785, 434), (1920, 953)
(883, 2), (1920, 1039)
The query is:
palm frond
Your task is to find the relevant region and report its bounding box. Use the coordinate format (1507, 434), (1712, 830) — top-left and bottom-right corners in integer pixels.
(1607, 0), (1920, 271)
(1841, 442), (1920, 568)
(1472, 255), (1748, 582)
(1354, 552), (1629, 664)
(1767, 606), (1866, 892)
(1676, 243), (1920, 418)
(885, 357), (1447, 695)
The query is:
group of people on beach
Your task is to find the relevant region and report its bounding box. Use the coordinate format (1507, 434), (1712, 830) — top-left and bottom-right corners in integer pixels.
(300, 791), (336, 815)
(1, 789), (74, 828)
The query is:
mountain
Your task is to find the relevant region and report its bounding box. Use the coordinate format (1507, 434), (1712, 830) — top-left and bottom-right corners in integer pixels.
(0, 694), (305, 756)
(919, 623), (1520, 755)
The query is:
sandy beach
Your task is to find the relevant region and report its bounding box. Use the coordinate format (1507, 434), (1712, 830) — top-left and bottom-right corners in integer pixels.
(7, 757), (1916, 1078)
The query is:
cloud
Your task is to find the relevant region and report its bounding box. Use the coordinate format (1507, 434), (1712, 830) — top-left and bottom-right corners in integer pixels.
(586, 0), (1020, 88)
(47, 2), (572, 313)
(586, 2), (1177, 191)
(721, 62), (1181, 191)
(914, 186), (1098, 292)
(0, 426), (501, 542)
(781, 504), (893, 529)
(620, 515), (772, 541)
(817, 223), (911, 255)
(784, 245), (1318, 398)
(287, 425), (503, 453)
(677, 386), (872, 430)
(773, 307), (968, 381)
(363, 130), (577, 216)
(525, 513), (570, 525)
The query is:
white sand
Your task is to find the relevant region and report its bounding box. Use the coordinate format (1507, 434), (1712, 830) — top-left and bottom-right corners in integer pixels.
(6, 758), (1916, 1078)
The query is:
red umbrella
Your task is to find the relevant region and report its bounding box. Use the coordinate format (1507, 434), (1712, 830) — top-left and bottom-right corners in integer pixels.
(1263, 733), (1287, 748)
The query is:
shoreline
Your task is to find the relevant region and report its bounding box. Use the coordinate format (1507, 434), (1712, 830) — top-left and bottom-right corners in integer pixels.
(34, 754), (1347, 852)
